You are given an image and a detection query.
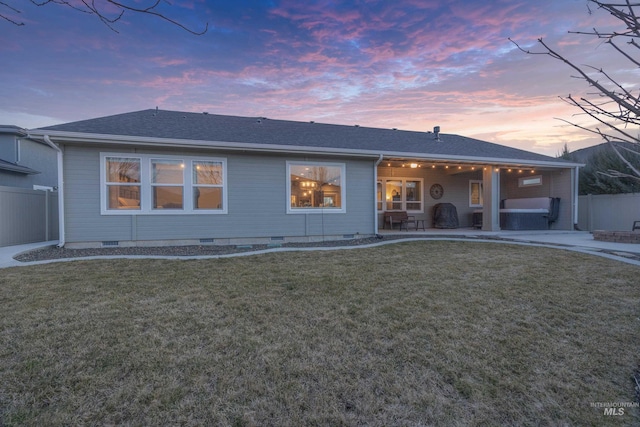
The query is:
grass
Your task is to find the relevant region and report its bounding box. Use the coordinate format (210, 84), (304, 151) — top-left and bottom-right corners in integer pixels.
(1, 240), (639, 426)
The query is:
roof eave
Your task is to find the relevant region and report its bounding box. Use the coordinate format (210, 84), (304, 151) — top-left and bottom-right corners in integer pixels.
(0, 163), (41, 175)
(30, 130), (583, 168)
(29, 130), (383, 159)
(378, 151), (584, 168)
(0, 125), (27, 137)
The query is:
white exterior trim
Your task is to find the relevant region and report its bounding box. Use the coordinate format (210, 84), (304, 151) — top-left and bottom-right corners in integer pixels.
(286, 160), (347, 214)
(99, 152), (228, 215)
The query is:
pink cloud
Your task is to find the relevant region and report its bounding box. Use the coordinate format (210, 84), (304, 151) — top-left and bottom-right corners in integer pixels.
(148, 57), (189, 67)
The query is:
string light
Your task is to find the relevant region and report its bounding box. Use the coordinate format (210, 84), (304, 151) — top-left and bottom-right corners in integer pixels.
(379, 162), (537, 174)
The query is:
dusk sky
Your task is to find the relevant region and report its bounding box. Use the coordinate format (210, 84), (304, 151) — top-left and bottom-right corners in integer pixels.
(0, 0), (631, 156)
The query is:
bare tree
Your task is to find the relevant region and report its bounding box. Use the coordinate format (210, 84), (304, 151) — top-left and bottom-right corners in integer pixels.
(511, 0), (640, 181)
(0, 0), (207, 34)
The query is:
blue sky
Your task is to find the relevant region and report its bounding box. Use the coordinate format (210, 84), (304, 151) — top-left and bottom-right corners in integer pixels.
(0, 0), (631, 155)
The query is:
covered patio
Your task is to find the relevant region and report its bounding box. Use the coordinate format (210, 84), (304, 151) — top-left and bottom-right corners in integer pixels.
(376, 157), (578, 232)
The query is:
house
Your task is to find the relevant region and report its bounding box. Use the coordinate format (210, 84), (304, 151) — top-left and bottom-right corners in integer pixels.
(26, 109), (582, 248)
(0, 125), (57, 189)
(0, 125), (59, 246)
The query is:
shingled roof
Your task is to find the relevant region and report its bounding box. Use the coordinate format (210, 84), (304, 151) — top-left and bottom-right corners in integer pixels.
(36, 109), (573, 166)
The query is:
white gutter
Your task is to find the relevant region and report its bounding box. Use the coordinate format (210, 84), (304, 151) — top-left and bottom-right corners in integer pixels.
(373, 154), (384, 234)
(42, 135), (65, 247)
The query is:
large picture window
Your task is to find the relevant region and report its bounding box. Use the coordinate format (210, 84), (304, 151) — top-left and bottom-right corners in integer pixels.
(287, 161), (346, 213)
(378, 177), (423, 212)
(101, 153), (227, 215)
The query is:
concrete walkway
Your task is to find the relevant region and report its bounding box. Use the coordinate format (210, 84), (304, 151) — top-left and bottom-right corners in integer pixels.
(1, 230), (640, 269)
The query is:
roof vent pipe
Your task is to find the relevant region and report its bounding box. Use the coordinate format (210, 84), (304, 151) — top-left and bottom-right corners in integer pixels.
(434, 126), (441, 141)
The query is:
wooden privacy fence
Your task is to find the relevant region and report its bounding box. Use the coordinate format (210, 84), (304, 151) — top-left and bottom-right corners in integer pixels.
(578, 193), (640, 232)
(0, 186), (58, 247)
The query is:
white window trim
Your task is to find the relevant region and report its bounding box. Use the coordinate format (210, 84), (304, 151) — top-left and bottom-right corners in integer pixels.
(100, 152), (228, 215)
(378, 177), (424, 213)
(469, 180), (483, 207)
(287, 161), (346, 214)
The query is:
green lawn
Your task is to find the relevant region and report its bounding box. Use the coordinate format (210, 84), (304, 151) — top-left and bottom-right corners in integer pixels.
(1, 241), (639, 426)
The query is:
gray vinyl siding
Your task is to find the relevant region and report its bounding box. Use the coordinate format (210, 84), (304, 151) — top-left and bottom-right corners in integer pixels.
(548, 169), (574, 230)
(64, 146), (131, 242)
(0, 136), (57, 189)
(63, 145), (375, 244)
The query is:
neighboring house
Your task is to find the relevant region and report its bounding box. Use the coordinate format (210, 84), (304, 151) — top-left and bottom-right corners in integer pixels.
(26, 109), (582, 248)
(0, 125), (59, 246)
(0, 125), (57, 189)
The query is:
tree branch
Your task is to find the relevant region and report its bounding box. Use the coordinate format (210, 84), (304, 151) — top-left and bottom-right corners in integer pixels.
(108, 0), (208, 35)
(605, 136), (640, 177)
(1, 0), (207, 34)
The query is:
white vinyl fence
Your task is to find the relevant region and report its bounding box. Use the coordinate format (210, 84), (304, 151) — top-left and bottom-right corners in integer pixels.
(578, 193), (640, 231)
(0, 186), (58, 247)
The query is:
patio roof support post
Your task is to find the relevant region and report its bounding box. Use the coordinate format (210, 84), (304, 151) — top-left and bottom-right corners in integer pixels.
(373, 154), (383, 233)
(482, 167), (500, 231)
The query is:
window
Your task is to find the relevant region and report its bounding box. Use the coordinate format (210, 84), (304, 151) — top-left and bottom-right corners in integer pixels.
(101, 153), (227, 215)
(406, 180), (422, 210)
(469, 180), (483, 207)
(193, 161), (224, 209)
(287, 161), (345, 213)
(386, 180), (403, 210)
(519, 175), (542, 187)
(105, 157), (141, 210)
(152, 159), (184, 209)
(378, 177), (423, 212)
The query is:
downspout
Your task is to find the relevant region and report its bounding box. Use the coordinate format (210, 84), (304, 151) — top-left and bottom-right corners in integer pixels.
(574, 166), (580, 229)
(43, 135), (65, 247)
(374, 154), (384, 234)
